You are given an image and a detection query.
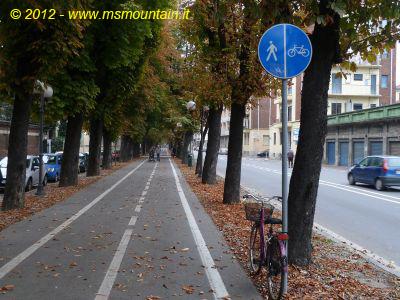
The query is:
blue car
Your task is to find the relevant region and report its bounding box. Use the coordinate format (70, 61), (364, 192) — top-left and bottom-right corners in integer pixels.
(348, 156), (400, 191)
(45, 153), (62, 182)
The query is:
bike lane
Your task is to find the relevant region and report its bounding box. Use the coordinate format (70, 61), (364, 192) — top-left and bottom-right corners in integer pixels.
(0, 160), (150, 299)
(0, 158), (261, 299)
(104, 158), (261, 299)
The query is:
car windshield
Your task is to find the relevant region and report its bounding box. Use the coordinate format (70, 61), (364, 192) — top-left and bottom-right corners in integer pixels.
(0, 157), (7, 168)
(47, 156), (57, 164)
(388, 158), (400, 167)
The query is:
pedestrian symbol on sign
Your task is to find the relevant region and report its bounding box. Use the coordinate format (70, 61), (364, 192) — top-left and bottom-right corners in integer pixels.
(266, 41), (278, 62)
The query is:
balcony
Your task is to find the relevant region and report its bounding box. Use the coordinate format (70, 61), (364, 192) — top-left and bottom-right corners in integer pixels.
(328, 103), (400, 126)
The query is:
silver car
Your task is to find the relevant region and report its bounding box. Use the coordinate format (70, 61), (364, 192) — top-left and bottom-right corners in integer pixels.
(0, 155), (47, 191)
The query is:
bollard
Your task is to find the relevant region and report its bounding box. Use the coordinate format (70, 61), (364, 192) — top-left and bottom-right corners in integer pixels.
(188, 154), (193, 167)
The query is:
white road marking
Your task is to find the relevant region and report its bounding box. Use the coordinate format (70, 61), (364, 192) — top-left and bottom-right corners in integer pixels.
(95, 162), (158, 300)
(218, 160), (400, 276)
(0, 160), (147, 280)
(95, 229), (134, 300)
(241, 162), (400, 205)
(141, 190), (147, 196)
(169, 159), (229, 299)
(134, 205), (142, 213)
(128, 216), (138, 226)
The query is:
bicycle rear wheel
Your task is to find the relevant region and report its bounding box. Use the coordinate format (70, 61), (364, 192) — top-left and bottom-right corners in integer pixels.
(249, 223), (262, 274)
(266, 237), (285, 300)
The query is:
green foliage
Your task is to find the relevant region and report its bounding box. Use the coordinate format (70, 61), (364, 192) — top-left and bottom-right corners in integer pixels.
(0, 0), (91, 96)
(51, 136), (64, 153)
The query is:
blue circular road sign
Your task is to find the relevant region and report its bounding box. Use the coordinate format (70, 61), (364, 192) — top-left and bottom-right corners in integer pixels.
(258, 24), (312, 79)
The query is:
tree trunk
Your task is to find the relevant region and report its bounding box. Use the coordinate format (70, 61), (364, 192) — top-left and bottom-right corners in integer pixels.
(202, 105), (223, 184)
(223, 102), (246, 204)
(59, 113), (84, 187)
(2, 93), (33, 211)
(86, 118), (103, 177)
(288, 1), (341, 266)
(181, 131), (192, 164)
(120, 135), (131, 162)
(196, 124), (209, 176)
(102, 130), (112, 170)
(133, 142), (141, 158)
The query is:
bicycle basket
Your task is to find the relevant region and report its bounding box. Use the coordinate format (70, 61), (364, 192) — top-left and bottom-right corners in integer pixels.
(243, 200), (274, 222)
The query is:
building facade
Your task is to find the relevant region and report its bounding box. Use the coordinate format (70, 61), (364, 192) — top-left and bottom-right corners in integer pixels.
(220, 97), (273, 156)
(269, 49), (397, 158)
(325, 103), (400, 166)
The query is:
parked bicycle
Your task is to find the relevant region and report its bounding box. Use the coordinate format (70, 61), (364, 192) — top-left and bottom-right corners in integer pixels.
(243, 194), (288, 300)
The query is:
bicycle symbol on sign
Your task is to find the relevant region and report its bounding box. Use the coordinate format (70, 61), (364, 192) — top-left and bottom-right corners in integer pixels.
(287, 44), (310, 58)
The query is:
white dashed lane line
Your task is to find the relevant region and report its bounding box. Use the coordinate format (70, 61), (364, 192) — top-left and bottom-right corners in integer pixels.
(95, 162), (158, 300)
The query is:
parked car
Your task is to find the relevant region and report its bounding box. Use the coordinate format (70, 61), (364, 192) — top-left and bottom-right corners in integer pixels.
(79, 153), (87, 173)
(45, 153), (62, 182)
(0, 155), (47, 191)
(347, 156), (400, 190)
(218, 147), (228, 155)
(257, 150), (269, 158)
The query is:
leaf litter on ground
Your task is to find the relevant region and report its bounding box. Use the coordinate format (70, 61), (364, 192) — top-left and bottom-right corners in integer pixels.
(177, 161), (400, 299)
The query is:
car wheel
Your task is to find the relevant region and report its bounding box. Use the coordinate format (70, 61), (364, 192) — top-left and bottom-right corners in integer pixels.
(348, 173), (356, 185)
(375, 178), (385, 191)
(25, 178), (32, 191)
(43, 175), (48, 186)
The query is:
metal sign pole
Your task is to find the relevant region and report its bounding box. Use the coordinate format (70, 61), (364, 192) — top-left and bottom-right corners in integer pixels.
(281, 78), (289, 293)
(258, 23), (313, 296)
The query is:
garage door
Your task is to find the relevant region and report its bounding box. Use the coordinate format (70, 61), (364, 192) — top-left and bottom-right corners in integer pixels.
(389, 141), (400, 156)
(326, 142), (335, 165)
(339, 142), (349, 166)
(369, 141), (383, 156)
(353, 141), (364, 165)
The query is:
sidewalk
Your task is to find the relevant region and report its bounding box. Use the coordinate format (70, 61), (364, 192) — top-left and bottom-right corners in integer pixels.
(0, 158), (261, 299)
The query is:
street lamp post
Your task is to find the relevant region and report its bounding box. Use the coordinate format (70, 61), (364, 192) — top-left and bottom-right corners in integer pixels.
(197, 105), (209, 177)
(34, 80), (53, 196)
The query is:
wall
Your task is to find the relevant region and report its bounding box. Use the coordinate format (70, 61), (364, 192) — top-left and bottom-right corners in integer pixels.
(0, 121), (40, 157)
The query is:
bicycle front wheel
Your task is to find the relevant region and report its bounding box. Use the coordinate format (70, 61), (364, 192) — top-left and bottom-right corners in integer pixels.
(266, 237), (285, 300)
(249, 223), (262, 274)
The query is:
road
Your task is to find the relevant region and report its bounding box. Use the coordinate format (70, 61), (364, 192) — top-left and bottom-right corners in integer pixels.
(0, 159), (260, 299)
(215, 155), (400, 268)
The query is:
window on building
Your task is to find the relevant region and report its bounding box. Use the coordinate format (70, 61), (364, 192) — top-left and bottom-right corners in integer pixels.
(243, 117), (249, 129)
(263, 135), (269, 146)
(381, 75), (388, 88)
(244, 133), (249, 145)
(331, 103), (342, 115)
(370, 104), (377, 108)
(332, 73), (342, 94)
(288, 106), (292, 121)
(354, 74), (363, 81)
(371, 74), (377, 95)
(288, 85), (293, 95)
(273, 133), (276, 145)
(353, 103), (363, 110)
(382, 50), (389, 59)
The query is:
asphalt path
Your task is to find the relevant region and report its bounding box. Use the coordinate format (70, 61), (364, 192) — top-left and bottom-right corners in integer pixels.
(215, 155), (400, 268)
(0, 158), (261, 299)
